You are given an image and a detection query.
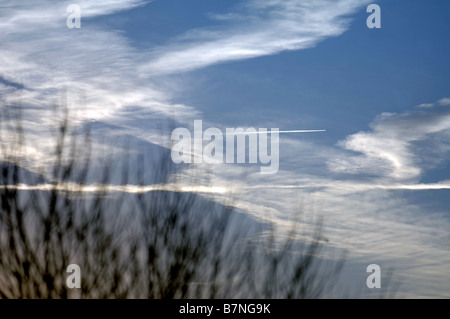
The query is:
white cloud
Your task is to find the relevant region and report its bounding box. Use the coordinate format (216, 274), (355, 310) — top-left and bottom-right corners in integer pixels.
(0, 0), (370, 156)
(142, 0), (371, 75)
(438, 97), (450, 106)
(417, 103), (434, 108)
(0, 0), (372, 173)
(329, 101), (450, 180)
(0, 0), (198, 124)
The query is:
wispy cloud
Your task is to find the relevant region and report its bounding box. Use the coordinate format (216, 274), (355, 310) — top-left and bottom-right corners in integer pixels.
(0, 0), (370, 169)
(328, 99), (450, 180)
(0, 0), (370, 145)
(143, 0), (371, 75)
(0, 0), (196, 125)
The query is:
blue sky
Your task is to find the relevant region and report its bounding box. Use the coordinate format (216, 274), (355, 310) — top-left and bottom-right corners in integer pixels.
(1, 0), (450, 298)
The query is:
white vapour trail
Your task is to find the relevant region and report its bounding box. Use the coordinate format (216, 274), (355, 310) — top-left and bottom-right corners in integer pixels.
(3, 181), (450, 194)
(227, 130), (327, 135)
(0, 183), (229, 195)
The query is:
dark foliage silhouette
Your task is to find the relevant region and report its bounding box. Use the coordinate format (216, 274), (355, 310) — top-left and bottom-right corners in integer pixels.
(0, 102), (344, 299)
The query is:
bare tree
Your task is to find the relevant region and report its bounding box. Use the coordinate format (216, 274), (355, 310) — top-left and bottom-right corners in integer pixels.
(0, 101), (344, 299)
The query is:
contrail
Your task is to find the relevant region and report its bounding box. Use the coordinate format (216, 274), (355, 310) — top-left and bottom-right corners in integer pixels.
(4, 180), (450, 195)
(276, 130), (326, 134)
(227, 129), (327, 135)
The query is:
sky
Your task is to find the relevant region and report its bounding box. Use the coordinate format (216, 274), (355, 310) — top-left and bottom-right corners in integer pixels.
(1, 0), (450, 298)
